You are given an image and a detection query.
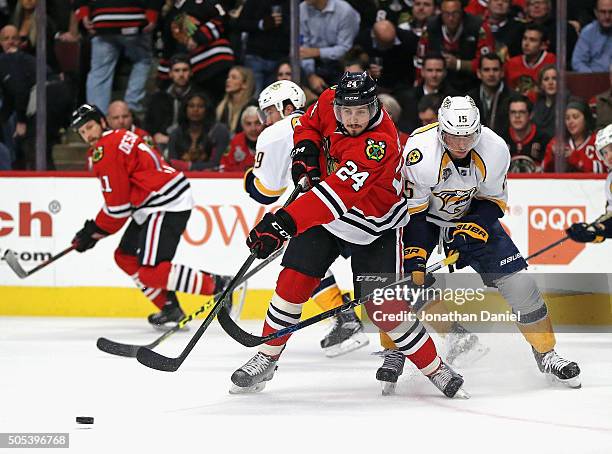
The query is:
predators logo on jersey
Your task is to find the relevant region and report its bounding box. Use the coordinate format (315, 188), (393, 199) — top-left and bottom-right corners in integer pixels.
(406, 148), (423, 166)
(92, 146), (104, 163)
(365, 138), (386, 162)
(433, 187), (478, 215)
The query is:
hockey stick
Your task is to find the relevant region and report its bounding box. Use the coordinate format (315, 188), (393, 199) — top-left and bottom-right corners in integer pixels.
(136, 182), (304, 372)
(525, 213), (612, 261)
(96, 247), (283, 357)
(217, 253), (460, 348)
(5, 245), (76, 279)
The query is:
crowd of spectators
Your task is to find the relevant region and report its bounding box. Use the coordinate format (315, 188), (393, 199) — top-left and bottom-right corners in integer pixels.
(0, 0), (610, 173)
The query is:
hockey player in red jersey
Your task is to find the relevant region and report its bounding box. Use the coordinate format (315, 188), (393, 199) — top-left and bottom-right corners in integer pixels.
(70, 104), (231, 328)
(229, 72), (468, 398)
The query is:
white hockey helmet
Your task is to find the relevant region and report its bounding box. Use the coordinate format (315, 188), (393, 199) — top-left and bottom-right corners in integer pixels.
(595, 123), (612, 160)
(257, 80), (306, 121)
(437, 96), (482, 151)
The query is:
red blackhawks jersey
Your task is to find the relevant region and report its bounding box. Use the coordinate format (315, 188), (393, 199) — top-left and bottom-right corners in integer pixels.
(505, 51), (556, 103)
(285, 88), (407, 245)
(542, 133), (606, 173)
(89, 129), (193, 234)
(73, 0), (162, 35)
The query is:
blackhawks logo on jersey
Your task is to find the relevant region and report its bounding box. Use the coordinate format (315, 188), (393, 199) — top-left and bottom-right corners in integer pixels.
(365, 138), (386, 162)
(406, 148), (422, 166)
(433, 187), (477, 215)
(92, 146), (104, 163)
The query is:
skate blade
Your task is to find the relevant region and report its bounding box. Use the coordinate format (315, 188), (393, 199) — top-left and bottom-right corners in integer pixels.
(323, 332), (370, 358)
(447, 345), (490, 368)
(229, 382), (267, 394)
(151, 322), (190, 332)
(546, 374), (582, 389)
(380, 381), (397, 396)
(452, 387), (471, 399)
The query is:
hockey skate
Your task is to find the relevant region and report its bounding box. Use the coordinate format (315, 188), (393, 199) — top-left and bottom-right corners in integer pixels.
(427, 361), (470, 399)
(532, 347), (581, 388)
(320, 297), (369, 357)
(230, 352), (279, 394)
(148, 293), (187, 330)
(445, 324), (489, 367)
(374, 349), (405, 395)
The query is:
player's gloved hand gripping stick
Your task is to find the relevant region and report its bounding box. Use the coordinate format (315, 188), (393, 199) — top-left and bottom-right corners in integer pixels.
(217, 253), (460, 348)
(135, 180), (306, 372)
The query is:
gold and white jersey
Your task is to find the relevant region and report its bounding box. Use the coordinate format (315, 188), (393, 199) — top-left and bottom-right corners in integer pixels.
(401, 122), (510, 226)
(606, 172), (612, 213)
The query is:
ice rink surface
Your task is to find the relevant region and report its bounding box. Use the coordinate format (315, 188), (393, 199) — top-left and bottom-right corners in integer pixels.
(1, 316), (611, 454)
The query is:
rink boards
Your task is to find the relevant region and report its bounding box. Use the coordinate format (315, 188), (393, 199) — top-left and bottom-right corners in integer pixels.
(0, 173), (610, 321)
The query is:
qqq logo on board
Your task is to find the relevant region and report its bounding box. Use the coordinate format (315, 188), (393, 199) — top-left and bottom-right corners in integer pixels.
(528, 206), (585, 264)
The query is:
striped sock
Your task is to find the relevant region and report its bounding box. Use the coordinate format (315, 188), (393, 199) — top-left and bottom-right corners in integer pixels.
(259, 292), (304, 356)
(167, 263), (215, 295)
(387, 318), (441, 375)
(131, 273), (168, 309)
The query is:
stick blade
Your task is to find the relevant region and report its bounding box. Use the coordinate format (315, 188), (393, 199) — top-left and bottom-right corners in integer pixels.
(217, 307), (265, 347)
(96, 337), (140, 358)
(5, 250), (27, 278)
(136, 346), (181, 372)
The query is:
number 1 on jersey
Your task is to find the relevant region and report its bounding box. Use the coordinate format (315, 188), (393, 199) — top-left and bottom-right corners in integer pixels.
(100, 175), (112, 192)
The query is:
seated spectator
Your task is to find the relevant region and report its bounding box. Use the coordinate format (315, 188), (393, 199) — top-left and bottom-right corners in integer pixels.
(571, 0), (612, 73)
(378, 93), (409, 145)
(524, 0), (578, 68)
(358, 19), (419, 92)
(237, 0), (290, 96)
(417, 0), (495, 93)
(299, 0), (361, 94)
(398, 0), (436, 38)
(504, 95), (551, 172)
(416, 93), (443, 127)
(107, 100), (155, 147)
(532, 64), (566, 137)
(275, 61), (293, 81)
(158, 2), (235, 106)
(219, 106), (263, 172)
(216, 66), (256, 135)
(468, 53), (513, 132)
(168, 92), (231, 171)
(594, 63), (612, 128)
(542, 98), (606, 173)
(505, 23), (556, 103)
(396, 53), (457, 133)
(373, 0), (413, 28)
(145, 54), (194, 151)
(485, 0), (525, 60)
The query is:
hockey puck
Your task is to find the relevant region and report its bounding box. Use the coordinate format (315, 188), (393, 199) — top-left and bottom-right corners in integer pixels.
(76, 416), (94, 424)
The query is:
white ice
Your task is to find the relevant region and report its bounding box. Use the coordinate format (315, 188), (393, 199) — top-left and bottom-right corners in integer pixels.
(1, 317), (611, 454)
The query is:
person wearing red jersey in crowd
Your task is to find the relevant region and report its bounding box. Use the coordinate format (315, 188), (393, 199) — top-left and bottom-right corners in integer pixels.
(219, 106), (264, 172)
(505, 24), (556, 103)
(106, 100), (156, 149)
(229, 72), (468, 399)
(417, 0), (495, 93)
(481, 0), (525, 59)
(543, 99), (606, 173)
(70, 104), (231, 328)
(504, 95), (551, 172)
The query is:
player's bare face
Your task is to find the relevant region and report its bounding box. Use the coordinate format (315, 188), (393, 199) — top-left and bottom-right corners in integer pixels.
(262, 105), (282, 126)
(442, 132), (474, 158)
(602, 144), (612, 167)
(78, 120), (103, 146)
(339, 106), (369, 136)
(565, 109), (586, 139)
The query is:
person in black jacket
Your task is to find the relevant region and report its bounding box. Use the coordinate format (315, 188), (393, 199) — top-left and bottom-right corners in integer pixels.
(467, 53), (513, 133)
(237, 0), (290, 96)
(144, 54), (194, 153)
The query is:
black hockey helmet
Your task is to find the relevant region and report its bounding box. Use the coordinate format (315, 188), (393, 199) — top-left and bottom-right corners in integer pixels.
(71, 103), (106, 130)
(333, 71), (380, 130)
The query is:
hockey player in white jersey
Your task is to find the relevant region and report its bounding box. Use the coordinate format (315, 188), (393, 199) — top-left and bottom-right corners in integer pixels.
(401, 95), (581, 388)
(243, 80), (369, 357)
(566, 123), (612, 243)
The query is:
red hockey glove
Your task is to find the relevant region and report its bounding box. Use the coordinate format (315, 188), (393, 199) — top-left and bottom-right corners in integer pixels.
(291, 140), (321, 191)
(72, 219), (108, 252)
(247, 210), (297, 259)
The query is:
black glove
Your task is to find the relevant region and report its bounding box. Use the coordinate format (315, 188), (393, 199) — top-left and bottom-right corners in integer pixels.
(72, 220), (108, 253)
(566, 222), (605, 243)
(291, 140), (321, 191)
(246, 209), (297, 259)
(447, 215), (489, 268)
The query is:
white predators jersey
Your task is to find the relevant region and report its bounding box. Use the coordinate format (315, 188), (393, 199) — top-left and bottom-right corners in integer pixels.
(402, 123), (510, 226)
(606, 172), (612, 213)
(252, 112), (302, 196)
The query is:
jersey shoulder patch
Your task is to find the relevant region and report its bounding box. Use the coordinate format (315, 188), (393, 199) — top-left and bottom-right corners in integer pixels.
(92, 146), (104, 163)
(365, 137), (386, 162)
(405, 148), (422, 166)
